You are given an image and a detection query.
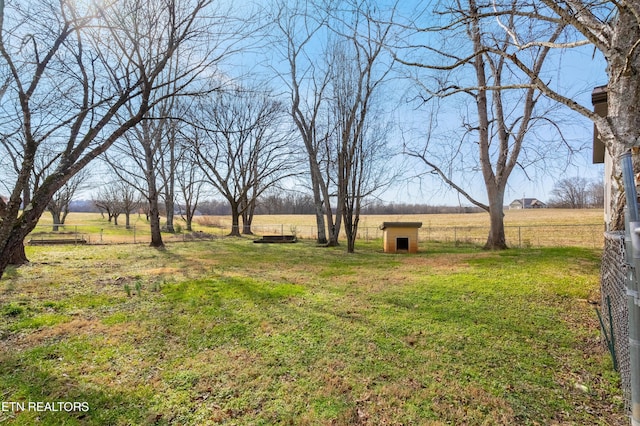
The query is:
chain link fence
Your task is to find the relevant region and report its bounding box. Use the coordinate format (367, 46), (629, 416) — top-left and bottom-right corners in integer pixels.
(600, 231), (630, 412)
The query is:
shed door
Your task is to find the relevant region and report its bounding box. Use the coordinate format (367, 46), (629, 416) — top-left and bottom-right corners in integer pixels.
(396, 237), (409, 251)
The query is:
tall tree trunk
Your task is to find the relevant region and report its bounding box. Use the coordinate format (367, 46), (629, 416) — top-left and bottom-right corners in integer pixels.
(322, 177), (341, 247)
(325, 202), (341, 247)
(229, 202), (241, 237)
(164, 136), (176, 233)
(146, 174), (164, 247)
(344, 180), (362, 254)
(148, 197), (163, 247)
(0, 185), (60, 277)
(241, 196), (255, 235)
(50, 210), (62, 232)
(241, 211), (253, 235)
(185, 210), (193, 232)
(1, 234), (28, 275)
(326, 214), (342, 247)
(165, 198), (175, 233)
(471, 0), (508, 251)
(598, 5), (640, 230)
(9, 240), (28, 265)
(484, 189), (507, 250)
(185, 204), (195, 232)
(344, 210), (359, 253)
(144, 139), (164, 247)
(313, 204), (327, 244)
(310, 159), (328, 244)
(605, 55), (640, 230)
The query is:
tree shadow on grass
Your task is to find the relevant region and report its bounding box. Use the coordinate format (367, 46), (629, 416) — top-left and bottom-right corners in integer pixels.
(0, 350), (163, 425)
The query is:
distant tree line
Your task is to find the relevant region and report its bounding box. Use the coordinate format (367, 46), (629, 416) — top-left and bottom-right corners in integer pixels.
(48, 175), (608, 226)
(547, 177), (604, 209)
(201, 196), (485, 216)
(66, 180), (604, 220)
(68, 191), (484, 217)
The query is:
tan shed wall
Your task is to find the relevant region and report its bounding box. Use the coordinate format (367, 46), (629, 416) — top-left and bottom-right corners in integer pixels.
(382, 227), (419, 253)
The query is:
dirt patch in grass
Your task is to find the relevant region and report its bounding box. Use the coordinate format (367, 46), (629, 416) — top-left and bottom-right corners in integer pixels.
(143, 267), (181, 276)
(8, 318), (134, 350)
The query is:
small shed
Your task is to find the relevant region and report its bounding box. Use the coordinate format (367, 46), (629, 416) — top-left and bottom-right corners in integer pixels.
(380, 222), (422, 253)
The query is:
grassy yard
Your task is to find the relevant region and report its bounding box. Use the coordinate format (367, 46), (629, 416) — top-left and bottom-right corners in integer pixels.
(0, 239), (625, 425)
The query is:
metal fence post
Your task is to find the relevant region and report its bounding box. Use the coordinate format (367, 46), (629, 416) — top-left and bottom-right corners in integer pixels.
(620, 151), (640, 425)
(518, 226), (522, 248)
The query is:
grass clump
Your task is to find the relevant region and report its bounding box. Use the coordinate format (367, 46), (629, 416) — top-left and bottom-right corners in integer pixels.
(2, 303), (24, 318)
(0, 239), (626, 425)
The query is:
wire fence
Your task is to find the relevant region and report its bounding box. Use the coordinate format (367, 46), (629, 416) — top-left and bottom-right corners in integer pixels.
(27, 224), (226, 245)
(246, 223), (605, 248)
(27, 222), (605, 248)
(600, 231), (630, 413)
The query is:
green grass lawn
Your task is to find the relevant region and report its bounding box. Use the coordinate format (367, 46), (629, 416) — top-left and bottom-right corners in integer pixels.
(0, 239), (625, 425)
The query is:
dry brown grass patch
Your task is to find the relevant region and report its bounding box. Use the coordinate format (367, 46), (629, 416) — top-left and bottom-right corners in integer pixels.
(10, 318), (134, 350)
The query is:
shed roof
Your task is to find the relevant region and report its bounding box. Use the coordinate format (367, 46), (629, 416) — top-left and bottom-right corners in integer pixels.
(379, 222), (423, 230)
(510, 198), (546, 208)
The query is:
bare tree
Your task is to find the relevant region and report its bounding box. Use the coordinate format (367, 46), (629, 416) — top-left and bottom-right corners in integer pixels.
(588, 179), (604, 208)
(0, 0), (223, 278)
(269, 0), (334, 244)
(269, 0), (396, 249)
(94, 189), (120, 225)
(115, 181), (142, 229)
(94, 181), (141, 227)
(101, 3), (231, 248)
(194, 87), (297, 236)
(549, 176), (591, 208)
(535, 0), (640, 229)
(396, 0), (569, 249)
(447, 0), (640, 230)
(105, 112), (172, 247)
(256, 190), (316, 214)
(47, 171), (88, 231)
(160, 117), (179, 234)
(176, 134), (205, 232)
(327, 4), (396, 253)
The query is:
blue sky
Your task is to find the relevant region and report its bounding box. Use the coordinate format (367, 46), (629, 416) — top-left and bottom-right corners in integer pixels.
(75, 0), (609, 208)
(372, 10), (609, 207)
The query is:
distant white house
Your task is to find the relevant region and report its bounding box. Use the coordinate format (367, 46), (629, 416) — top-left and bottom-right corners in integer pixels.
(509, 198), (547, 210)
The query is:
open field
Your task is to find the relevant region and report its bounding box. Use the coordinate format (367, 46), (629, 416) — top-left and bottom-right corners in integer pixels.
(0, 238), (625, 425)
(30, 209), (604, 248)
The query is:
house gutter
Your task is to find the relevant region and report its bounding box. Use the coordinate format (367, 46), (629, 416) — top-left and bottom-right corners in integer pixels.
(620, 151), (640, 426)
